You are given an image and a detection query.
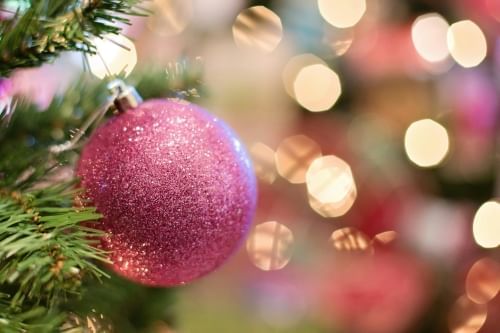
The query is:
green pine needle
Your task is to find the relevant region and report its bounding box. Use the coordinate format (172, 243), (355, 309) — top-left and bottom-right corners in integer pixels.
(0, 182), (108, 310)
(0, 0), (145, 76)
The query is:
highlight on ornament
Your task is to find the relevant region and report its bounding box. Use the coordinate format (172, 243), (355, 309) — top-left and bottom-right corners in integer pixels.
(246, 221), (295, 271)
(404, 119), (449, 168)
(472, 200), (500, 249)
(274, 135), (322, 184)
(306, 155), (357, 218)
(232, 6), (283, 53)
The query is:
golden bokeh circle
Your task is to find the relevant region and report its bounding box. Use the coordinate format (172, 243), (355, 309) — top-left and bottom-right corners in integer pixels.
(293, 64), (342, 112)
(465, 257), (500, 304)
(250, 142), (277, 184)
(275, 135), (322, 184)
(318, 0), (366, 28)
(282, 54), (326, 98)
(447, 20), (487, 68)
(306, 155), (357, 218)
(232, 6), (283, 53)
(330, 227), (372, 253)
(246, 221), (295, 271)
(373, 231), (398, 245)
(448, 295), (487, 333)
(147, 0), (193, 36)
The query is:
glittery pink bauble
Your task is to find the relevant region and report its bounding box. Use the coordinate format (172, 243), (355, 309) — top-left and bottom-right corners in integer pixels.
(77, 99), (257, 286)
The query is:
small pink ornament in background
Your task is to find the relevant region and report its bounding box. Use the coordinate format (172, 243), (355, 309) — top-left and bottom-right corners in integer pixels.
(0, 78), (14, 126)
(346, 24), (425, 80)
(11, 55), (79, 109)
(77, 98), (257, 287)
(317, 252), (431, 333)
(0, 78), (13, 103)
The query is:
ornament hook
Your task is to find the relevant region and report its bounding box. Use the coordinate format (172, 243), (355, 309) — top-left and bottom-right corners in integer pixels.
(49, 80), (142, 154)
(107, 79), (143, 113)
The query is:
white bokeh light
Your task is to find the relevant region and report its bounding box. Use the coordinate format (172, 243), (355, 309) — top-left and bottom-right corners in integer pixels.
(404, 119), (449, 168)
(87, 34), (137, 79)
(411, 13), (450, 63)
(306, 155), (357, 218)
(318, 0), (366, 28)
(473, 201), (500, 249)
(293, 64), (342, 112)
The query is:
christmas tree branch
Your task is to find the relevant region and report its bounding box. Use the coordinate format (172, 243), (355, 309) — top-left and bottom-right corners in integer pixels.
(0, 0), (145, 76)
(66, 271), (177, 333)
(0, 296), (64, 333)
(0, 182), (108, 309)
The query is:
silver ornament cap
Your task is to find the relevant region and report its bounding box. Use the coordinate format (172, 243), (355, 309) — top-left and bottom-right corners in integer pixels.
(107, 79), (143, 113)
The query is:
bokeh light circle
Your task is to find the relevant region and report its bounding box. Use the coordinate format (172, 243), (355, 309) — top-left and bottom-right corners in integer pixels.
(147, 0), (193, 36)
(246, 221), (294, 271)
(293, 64), (342, 112)
(275, 135), (322, 184)
(250, 142), (277, 184)
(373, 231), (398, 245)
(232, 6), (283, 53)
(87, 34), (137, 79)
(472, 201), (500, 249)
(318, 0), (366, 28)
(306, 155), (356, 217)
(465, 257), (500, 304)
(411, 13), (450, 63)
(447, 20), (487, 68)
(282, 54), (326, 98)
(448, 295), (487, 333)
(330, 227), (371, 253)
(404, 119), (449, 168)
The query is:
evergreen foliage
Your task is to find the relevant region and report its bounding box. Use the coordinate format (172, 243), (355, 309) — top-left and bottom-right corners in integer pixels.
(0, 0), (145, 76)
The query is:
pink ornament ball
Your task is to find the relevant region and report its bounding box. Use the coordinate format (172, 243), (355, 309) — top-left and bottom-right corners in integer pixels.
(77, 98), (257, 287)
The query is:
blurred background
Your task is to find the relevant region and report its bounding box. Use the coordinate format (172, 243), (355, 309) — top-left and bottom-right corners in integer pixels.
(5, 0), (500, 332)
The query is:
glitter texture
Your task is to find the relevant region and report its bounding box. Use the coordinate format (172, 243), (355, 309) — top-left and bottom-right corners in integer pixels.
(77, 99), (257, 286)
